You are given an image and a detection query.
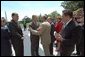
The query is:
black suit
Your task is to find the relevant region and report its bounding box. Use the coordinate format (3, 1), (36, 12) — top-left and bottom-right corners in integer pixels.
(80, 25), (84, 56)
(60, 20), (81, 56)
(76, 25), (84, 56)
(1, 26), (12, 56)
(49, 22), (55, 55)
(8, 20), (23, 56)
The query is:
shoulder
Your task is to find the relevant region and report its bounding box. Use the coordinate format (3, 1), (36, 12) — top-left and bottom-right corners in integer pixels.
(68, 20), (76, 27)
(7, 22), (13, 27)
(8, 21), (14, 26)
(42, 22), (50, 26)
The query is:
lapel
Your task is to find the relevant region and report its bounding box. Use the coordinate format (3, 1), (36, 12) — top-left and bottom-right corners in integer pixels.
(31, 22), (39, 29)
(60, 20), (75, 37)
(11, 20), (21, 30)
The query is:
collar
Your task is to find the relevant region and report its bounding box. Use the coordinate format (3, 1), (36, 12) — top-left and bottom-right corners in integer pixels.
(11, 20), (18, 23)
(64, 18), (72, 28)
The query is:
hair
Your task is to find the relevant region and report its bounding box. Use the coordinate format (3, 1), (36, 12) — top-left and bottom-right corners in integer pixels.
(73, 8), (84, 21)
(1, 17), (7, 24)
(47, 17), (51, 20)
(42, 15), (48, 20)
(56, 16), (62, 20)
(1, 17), (6, 22)
(62, 9), (73, 18)
(11, 13), (18, 17)
(76, 8), (84, 17)
(32, 15), (37, 19)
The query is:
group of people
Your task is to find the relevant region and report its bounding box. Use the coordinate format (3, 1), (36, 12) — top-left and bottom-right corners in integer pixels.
(1, 8), (84, 56)
(29, 8), (84, 56)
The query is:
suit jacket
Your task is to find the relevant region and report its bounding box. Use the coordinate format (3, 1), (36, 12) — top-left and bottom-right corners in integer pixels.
(8, 20), (23, 40)
(30, 21), (51, 45)
(29, 22), (40, 38)
(80, 25), (84, 46)
(60, 20), (81, 46)
(78, 25), (84, 48)
(1, 26), (12, 56)
(50, 22), (55, 42)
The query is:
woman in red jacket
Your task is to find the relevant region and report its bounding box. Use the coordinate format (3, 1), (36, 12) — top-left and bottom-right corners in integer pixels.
(54, 16), (63, 51)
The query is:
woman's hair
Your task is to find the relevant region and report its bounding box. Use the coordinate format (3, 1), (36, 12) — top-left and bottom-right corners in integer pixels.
(56, 16), (62, 20)
(76, 8), (84, 17)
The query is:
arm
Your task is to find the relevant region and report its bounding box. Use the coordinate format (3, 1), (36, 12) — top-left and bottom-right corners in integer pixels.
(8, 23), (22, 38)
(29, 23), (44, 35)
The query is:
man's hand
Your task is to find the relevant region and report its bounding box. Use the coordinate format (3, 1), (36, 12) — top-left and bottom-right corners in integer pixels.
(55, 33), (63, 42)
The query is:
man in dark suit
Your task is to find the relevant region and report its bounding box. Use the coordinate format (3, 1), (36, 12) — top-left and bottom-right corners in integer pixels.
(8, 13), (24, 56)
(56, 9), (81, 56)
(1, 17), (12, 56)
(29, 15), (40, 56)
(47, 17), (55, 55)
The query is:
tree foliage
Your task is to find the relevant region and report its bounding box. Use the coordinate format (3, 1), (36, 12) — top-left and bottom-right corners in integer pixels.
(19, 16), (32, 26)
(61, 1), (84, 11)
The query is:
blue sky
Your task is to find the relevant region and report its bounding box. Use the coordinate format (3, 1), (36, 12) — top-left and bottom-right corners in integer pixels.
(1, 1), (64, 21)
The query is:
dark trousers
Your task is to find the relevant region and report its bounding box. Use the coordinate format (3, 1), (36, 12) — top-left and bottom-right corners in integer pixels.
(30, 36), (39, 56)
(11, 38), (23, 56)
(49, 37), (55, 55)
(60, 42), (75, 56)
(49, 43), (54, 55)
(1, 45), (12, 56)
(76, 42), (84, 56)
(76, 43), (80, 55)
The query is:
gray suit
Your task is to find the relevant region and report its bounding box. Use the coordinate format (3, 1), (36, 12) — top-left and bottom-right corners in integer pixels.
(29, 22), (40, 56)
(29, 21), (51, 56)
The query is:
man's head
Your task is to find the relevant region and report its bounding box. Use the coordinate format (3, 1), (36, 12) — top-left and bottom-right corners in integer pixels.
(11, 13), (19, 21)
(42, 15), (48, 22)
(1, 17), (6, 26)
(47, 17), (52, 23)
(32, 15), (38, 22)
(62, 9), (73, 23)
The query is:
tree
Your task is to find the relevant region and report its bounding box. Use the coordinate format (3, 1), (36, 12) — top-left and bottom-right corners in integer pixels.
(19, 16), (32, 27)
(38, 14), (42, 22)
(38, 11), (61, 22)
(61, 1), (84, 11)
(22, 16), (32, 23)
(48, 11), (61, 22)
